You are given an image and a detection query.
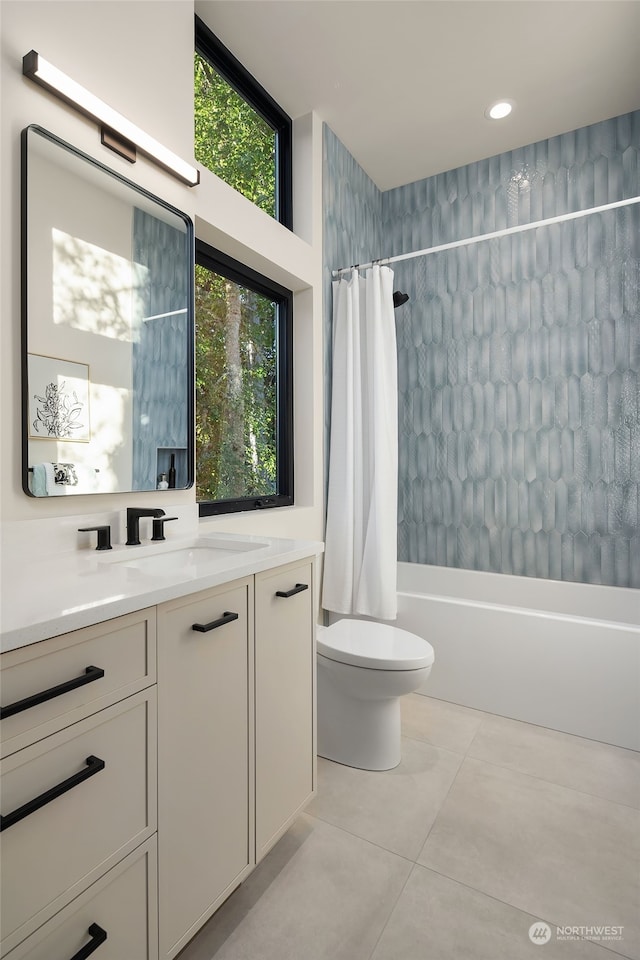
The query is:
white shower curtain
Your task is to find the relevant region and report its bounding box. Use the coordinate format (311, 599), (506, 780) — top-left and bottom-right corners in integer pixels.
(322, 265), (398, 620)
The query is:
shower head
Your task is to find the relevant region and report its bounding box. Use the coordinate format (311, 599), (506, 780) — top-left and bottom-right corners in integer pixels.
(393, 291), (409, 308)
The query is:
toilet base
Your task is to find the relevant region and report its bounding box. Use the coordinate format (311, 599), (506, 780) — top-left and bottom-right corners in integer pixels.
(317, 659), (402, 770)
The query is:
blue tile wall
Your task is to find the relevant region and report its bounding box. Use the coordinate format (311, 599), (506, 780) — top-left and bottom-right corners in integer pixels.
(381, 113), (640, 252)
(324, 114), (640, 588)
(323, 125), (383, 487)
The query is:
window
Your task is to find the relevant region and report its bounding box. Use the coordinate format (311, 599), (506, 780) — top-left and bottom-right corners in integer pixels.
(195, 16), (292, 229)
(195, 240), (293, 516)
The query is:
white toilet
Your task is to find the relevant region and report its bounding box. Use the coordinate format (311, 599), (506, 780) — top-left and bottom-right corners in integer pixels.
(317, 618), (435, 771)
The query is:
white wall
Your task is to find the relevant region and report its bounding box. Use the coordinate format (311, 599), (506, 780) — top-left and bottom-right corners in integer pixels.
(0, 2), (324, 549)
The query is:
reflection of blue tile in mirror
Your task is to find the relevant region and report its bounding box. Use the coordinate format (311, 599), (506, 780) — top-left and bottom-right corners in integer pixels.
(132, 209), (190, 490)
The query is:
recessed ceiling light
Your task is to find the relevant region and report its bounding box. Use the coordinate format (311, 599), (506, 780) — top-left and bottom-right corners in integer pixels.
(486, 100), (515, 121)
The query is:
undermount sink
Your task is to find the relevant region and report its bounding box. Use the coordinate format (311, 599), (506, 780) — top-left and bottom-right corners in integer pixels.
(101, 536), (270, 577)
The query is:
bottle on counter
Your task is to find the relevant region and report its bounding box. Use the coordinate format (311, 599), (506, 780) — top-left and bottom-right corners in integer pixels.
(168, 454), (176, 489)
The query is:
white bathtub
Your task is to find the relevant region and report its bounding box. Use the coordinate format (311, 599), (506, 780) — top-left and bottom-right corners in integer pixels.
(396, 562), (640, 751)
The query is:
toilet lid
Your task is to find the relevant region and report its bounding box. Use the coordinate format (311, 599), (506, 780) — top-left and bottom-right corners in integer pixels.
(318, 619), (434, 671)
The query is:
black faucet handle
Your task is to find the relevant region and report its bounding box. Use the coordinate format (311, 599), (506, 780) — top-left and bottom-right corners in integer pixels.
(78, 525), (112, 551)
(151, 516), (179, 542)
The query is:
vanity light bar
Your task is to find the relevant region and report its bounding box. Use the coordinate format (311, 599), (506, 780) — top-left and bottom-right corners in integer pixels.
(22, 51), (200, 187)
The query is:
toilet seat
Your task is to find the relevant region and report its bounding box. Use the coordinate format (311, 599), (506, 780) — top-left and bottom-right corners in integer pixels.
(318, 619), (434, 671)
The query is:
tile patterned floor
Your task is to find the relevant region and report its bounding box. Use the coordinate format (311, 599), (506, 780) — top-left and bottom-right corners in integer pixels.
(179, 696), (640, 960)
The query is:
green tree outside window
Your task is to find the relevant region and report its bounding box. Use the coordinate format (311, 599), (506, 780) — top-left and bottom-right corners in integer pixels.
(194, 52), (276, 217)
(195, 264), (278, 503)
(194, 46), (290, 509)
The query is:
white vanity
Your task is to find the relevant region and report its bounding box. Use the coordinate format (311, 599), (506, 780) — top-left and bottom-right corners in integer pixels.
(0, 533), (322, 960)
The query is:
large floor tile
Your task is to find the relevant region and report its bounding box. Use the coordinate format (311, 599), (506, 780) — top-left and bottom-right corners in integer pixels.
(469, 713), (640, 808)
(308, 736), (463, 860)
(177, 814), (412, 960)
(401, 694), (485, 754)
(419, 758), (640, 959)
(371, 865), (615, 960)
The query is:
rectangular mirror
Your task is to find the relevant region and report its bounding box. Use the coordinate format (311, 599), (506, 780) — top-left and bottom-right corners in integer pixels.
(22, 124), (194, 496)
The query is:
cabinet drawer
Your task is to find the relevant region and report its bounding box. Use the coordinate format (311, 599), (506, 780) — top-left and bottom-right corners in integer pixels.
(2, 837), (158, 960)
(0, 689), (157, 955)
(1, 609), (156, 759)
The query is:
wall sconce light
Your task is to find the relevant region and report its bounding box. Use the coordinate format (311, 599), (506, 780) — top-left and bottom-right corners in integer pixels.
(22, 50), (200, 186)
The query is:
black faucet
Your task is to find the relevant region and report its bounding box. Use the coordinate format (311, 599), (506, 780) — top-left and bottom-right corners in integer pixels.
(126, 507), (165, 546)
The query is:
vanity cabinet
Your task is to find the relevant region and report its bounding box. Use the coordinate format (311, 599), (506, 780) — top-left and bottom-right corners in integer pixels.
(0, 611), (157, 960)
(157, 578), (254, 960)
(157, 559), (316, 960)
(255, 559), (315, 862)
(1, 551), (317, 960)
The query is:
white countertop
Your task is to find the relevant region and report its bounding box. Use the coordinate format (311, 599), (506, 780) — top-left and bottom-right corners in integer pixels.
(1, 532), (323, 653)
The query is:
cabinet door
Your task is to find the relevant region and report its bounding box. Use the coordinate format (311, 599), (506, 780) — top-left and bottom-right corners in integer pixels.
(3, 838), (157, 960)
(157, 579), (253, 960)
(255, 559), (314, 862)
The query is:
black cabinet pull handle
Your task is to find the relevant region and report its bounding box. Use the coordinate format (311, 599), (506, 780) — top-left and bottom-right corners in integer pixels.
(0, 666), (105, 720)
(192, 611), (239, 633)
(0, 755), (105, 832)
(275, 583), (309, 599)
(69, 923), (108, 960)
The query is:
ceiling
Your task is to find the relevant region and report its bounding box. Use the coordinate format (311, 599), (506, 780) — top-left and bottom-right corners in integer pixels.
(196, 0), (640, 192)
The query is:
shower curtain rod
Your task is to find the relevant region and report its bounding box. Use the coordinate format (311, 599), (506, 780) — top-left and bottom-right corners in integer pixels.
(332, 195), (640, 277)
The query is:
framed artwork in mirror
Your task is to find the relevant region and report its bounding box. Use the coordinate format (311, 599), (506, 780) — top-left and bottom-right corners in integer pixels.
(28, 354), (90, 442)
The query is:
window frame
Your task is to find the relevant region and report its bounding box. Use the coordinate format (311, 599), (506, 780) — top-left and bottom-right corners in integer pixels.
(195, 15), (293, 230)
(195, 238), (294, 517)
